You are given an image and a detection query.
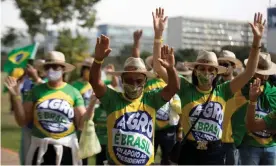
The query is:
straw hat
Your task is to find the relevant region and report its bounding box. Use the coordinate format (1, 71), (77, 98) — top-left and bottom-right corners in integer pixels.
(185, 50), (227, 74)
(218, 50), (243, 68)
(244, 52), (276, 75)
(176, 62), (192, 75)
(107, 57), (156, 78)
(42, 51), (75, 73)
(145, 55), (153, 69)
(82, 57), (94, 67)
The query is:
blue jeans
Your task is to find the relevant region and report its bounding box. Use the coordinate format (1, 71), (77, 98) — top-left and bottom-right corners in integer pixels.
(239, 145), (276, 165)
(222, 143), (239, 165)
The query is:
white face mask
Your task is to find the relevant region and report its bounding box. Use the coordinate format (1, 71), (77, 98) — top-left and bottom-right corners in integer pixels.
(47, 68), (63, 81)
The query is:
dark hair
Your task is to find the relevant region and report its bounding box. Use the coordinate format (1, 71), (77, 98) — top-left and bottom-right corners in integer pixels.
(192, 68), (220, 89)
(80, 66), (90, 77)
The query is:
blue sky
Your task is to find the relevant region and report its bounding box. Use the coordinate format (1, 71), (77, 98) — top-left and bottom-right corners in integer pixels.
(1, 0), (275, 32)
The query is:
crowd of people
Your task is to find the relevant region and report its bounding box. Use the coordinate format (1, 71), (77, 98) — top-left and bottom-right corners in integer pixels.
(4, 7), (276, 165)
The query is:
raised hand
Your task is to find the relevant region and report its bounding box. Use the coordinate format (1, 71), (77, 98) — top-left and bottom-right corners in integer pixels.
(249, 78), (262, 102)
(158, 45), (175, 69)
(26, 64), (39, 80)
(133, 30), (143, 43)
(249, 12), (266, 39)
(94, 35), (112, 61)
(4, 76), (20, 96)
(152, 7), (168, 37)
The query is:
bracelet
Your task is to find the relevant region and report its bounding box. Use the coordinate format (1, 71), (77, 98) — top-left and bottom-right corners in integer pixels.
(12, 95), (22, 100)
(94, 59), (104, 64)
(154, 38), (163, 44)
(178, 127), (184, 131)
(249, 100), (257, 106)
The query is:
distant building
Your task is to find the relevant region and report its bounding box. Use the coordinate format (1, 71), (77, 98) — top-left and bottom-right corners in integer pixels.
(167, 16), (267, 51)
(267, 6), (276, 62)
(97, 24), (165, 56)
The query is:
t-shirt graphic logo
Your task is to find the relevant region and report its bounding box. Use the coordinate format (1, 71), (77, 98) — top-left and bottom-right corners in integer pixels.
(253, 100), (272, 138)
(112, 111), (154, 165)
(156, 102), (170, 121)
(36, 99), (74, 133)
(189, 102), (223, 141)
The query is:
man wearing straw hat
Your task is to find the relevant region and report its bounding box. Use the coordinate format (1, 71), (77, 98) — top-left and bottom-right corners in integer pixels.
(5, 51), (96, 165)
(232, 52), (276, 165)
(217, 50), (243, 165)
(132, 30), (182, 164)
(89, 34), (180, 165)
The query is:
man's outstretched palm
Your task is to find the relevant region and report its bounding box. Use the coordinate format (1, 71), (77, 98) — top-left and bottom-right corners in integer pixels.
(95, 35), (112, 61)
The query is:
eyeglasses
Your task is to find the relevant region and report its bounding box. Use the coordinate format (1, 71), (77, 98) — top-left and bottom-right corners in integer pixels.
(44, 64), (64, 71)
(219, 62), (235, 68)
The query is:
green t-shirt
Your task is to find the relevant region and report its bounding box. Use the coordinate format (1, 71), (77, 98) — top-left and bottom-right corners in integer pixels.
(144, 78), (181, 130)
(263, 111), (276, 130)
(234, 81), (276, 147)
(93, 103), (108, 145)
(177, 77), (233, 141)
(72, 80), (93, 107)
(99, 87), (167, 165)
(25, 83), (84, 139)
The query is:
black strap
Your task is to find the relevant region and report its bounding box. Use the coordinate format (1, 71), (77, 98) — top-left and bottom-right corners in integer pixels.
(181, 76), (221, 144)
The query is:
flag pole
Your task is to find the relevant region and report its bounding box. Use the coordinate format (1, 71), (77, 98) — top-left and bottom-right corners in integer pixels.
(30, 42), (40, 59)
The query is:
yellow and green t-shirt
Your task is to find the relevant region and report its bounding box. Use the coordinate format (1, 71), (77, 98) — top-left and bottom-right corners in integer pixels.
(25, 83), (84, 139)
(232, 81), (276, 147)
(94, 103), (108, 145)
(177, 77), (233, 141)
(72, 80), (93, 107)
(144, 78), (181, 130)
(222, 90), (247, 143)
(263, 111), (276, 130)
(99, 87), (167, 165)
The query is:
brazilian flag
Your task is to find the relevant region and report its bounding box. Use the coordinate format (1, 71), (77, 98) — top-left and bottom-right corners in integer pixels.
(3, 43), (38, 93)
(4, 43), (38, 74)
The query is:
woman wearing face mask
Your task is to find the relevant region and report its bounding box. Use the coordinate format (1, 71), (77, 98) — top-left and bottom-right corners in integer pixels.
(89, 34), (179, 165)
(152, 8), (266, 165)
(4, 51), (95, 165)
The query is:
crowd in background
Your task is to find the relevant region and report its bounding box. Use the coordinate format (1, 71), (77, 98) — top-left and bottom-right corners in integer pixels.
(4, 7), (276, 166)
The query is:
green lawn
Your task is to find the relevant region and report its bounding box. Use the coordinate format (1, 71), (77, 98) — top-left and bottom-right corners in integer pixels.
(1, 72), (161, 164)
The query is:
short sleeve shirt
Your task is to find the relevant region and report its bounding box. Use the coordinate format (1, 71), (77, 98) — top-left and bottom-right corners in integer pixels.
(144, 78), (181, 130)
(72, 80), (93, 107)
(177, 77), (233, 141)
(263, 111), (276, 130)
(99, 87), (167, 165)
(25, 83), (84, 139)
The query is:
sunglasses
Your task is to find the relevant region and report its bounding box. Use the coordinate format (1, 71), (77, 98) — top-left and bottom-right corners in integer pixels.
(44, 64), (64, 70)
(219, 62), (235, 68)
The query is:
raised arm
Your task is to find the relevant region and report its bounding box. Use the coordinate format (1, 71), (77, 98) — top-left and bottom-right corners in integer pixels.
(159, 45), (180, 101)
(132, 30), (143, 58)
(5, 76), (33, 127)
(246, 78), (266, 131)
(230, 13), (266, 93)
(152, 8), (170, 83)
(89, 35), (112, 98)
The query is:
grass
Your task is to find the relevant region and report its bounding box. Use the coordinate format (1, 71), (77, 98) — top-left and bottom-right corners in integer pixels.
(1, 72), (161, 164)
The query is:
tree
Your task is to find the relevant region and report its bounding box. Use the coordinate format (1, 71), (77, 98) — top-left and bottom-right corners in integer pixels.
(175, 49), (197, 62)
(116, 44), (133, 65)
(55, 29), (90, 65)
(11, 0), (100, 42)
(140, 51), (151, 60)
(1, 27), (25, 47)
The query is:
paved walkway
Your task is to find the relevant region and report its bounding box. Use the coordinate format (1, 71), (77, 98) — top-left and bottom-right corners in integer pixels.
(1, 148), (19, 165)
